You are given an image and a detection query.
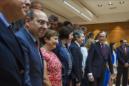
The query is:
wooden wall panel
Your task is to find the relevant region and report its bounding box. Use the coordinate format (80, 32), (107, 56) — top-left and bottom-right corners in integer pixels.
(83, 22), (129, 43)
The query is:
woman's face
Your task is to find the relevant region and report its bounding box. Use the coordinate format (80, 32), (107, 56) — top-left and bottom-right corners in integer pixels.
(46, 36), (58, 49)
(68, 32), (73, 42)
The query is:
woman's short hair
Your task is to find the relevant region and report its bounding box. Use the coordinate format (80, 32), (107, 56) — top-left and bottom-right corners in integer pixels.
(59, 26), (73, 40)
(40, 29), (58, 44)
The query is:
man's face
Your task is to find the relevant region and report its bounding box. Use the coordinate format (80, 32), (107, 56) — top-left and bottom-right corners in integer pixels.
(77, 33), (85, 45)
(122, 40), (128, 46)
(49, 20), (58, 30)
(68, 32), (73, 42)
(0, 0), (25, 22)
(98, 32), (106, 43)
(32, 3), (43, 10)
(21, 3), (30, 15)
(29, 10), (48, 38)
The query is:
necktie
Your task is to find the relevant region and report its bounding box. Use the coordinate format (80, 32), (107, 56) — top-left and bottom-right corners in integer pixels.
(35, 41), (39, 48)
(100, 44), (106, 57)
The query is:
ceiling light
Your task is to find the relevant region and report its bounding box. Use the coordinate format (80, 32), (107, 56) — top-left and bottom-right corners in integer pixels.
(63, 0), (92, 21)
(64, 1), (80, 14)
(108, 1), (113, 6)
(80, 13), (92, 21)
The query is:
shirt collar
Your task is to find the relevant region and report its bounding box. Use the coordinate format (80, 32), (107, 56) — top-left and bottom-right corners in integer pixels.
(25, 27), (37, 42)
(0, 12), (10, 28)
(75, 41), (80, 47)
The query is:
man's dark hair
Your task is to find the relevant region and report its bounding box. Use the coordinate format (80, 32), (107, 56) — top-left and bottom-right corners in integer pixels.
(120, 39), (125, 43)
(48, 15), (58, 22)
(87, 32), (94, 38)
(25, 10), (34, 21)
(59, 26), (73, 40)
(63, 21), (72, 27)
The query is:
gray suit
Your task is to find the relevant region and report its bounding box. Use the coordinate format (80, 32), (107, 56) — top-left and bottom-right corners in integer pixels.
(15, 28), (43, 86)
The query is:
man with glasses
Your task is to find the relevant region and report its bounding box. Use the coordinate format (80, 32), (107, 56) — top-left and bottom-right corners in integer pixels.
(15, 9), (48, 86)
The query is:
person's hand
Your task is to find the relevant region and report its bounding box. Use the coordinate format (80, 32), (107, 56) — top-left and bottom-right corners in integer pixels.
(76, 83), (80, 86)
(87, 73), (94, 82)
(110, 74), (116, 80)
(124, 63), (129, 68)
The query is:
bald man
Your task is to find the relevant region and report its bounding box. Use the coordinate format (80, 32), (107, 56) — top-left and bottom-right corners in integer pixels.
(15, 9), (48, 86)
(86, 31), (114, 86)
(0, 0), (27, 86)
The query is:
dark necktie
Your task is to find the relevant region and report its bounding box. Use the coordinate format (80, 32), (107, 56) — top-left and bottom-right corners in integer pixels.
(100, 44), (106, 57)
(35, 41), (39, 48)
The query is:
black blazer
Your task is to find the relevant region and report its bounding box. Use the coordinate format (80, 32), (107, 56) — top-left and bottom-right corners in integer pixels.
(86, 42), (113, 78)
(69, 42), (83, 83)
(0, 14), (25, 86)
(116, 45), (129, 67)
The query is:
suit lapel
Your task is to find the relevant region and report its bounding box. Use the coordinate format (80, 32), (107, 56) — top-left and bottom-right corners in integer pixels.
(95, 42), (108, 60)
(0, 24), (25, 68)
(96, 42), (103, 56)
(21, 28), (43, 69)
(119, 46), (124, 54)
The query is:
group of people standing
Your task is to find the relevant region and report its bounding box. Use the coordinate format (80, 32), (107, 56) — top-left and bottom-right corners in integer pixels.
(1, 0), (129, 86)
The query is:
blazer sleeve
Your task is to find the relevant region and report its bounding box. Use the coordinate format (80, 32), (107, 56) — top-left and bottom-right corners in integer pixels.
(17, 38), (32, 86)
(116, 48), (126, 65)
(87, 44), (95, 73)
(70, 46), (82, 83)
(108, 47), (114, 74)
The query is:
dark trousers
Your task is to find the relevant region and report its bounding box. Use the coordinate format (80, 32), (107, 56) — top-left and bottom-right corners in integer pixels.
(116, 67), (128, 86)
(63, 75), (72, 86)
(89, 77), (104, 86)
(81, 72), (89, 86)
(81, 69), (104, 86)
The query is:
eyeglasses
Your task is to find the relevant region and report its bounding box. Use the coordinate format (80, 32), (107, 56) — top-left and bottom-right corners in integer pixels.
(37, 20), (49, 26)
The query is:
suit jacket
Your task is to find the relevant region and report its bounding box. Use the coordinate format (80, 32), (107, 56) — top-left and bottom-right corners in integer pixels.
(86, 42), (113, 78)
(15, 28), (43, 86)
(0, 13), (25, 86)
(53, 41), (72, 77)
(69, 42), (83, 83)
(116, 45), (129, 67)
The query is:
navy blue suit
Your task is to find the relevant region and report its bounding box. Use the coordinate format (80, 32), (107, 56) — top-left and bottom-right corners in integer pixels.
(15, 28), (43, 86)
(0, 13), (25, 86)
(86, 42), (113, 86)
(69, 42), (83, 85)
(116, 45), (129, 86)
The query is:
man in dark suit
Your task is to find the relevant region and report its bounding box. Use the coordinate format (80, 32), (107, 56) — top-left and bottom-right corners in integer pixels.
(116, 40), (129, 86)
(69, 31), (84, 86)
(15, 9), (48, 86)
(0, 0), (26, 86)
(86, 31), (114, 86)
